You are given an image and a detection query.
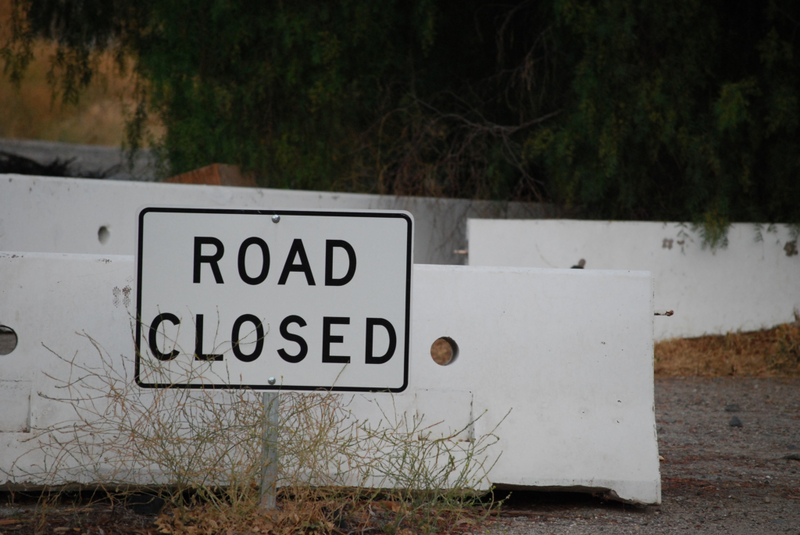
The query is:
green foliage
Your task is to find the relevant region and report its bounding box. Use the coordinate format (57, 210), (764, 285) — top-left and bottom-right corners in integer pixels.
(2, 0), (551, 199)
(527, 0), (800, 235)
(3, 0), (800, 242)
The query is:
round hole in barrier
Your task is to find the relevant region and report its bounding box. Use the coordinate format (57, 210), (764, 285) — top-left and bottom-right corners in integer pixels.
(98, 225), (110, 244)
(0, 325), (18, 355)
(430, 337), (458, 366)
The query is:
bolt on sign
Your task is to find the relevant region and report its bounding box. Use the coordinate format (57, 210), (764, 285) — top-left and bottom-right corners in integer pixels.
(135, 208), (413, 392)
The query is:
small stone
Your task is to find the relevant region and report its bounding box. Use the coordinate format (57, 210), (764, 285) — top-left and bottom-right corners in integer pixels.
(724, 404), (741, 412)
(787, 444), (798, 451)
(763, 496), (771, 504)
(729, 416), (743, 427)
(784, 453), (800, 461)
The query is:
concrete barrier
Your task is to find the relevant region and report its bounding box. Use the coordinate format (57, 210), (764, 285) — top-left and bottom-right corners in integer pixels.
(467, 219), (800, 340)
(0, 252), (659, 503)
(0, 174), (551, 265)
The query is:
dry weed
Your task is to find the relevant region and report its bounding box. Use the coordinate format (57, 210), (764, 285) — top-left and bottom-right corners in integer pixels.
(6, 330), (504, 534)
(654, 321), (800, 377)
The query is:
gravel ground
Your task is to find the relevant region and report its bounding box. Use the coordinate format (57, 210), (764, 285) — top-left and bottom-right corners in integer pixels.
(481, 377), (800, 534)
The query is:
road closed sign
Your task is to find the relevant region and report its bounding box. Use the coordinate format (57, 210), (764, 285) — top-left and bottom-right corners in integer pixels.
(135, 208), (413, 392)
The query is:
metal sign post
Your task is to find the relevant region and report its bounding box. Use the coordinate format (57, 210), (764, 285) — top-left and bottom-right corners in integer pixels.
(260, 389), (280, 510)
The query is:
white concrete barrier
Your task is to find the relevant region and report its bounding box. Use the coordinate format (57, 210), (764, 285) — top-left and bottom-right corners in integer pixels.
(0, 174), (549, 265)
(0, 253), (660, 503)
(467, 219), (800, 340)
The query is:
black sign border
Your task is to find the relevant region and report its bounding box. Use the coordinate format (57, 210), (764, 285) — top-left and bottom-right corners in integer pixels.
(135, 207), (413, 393)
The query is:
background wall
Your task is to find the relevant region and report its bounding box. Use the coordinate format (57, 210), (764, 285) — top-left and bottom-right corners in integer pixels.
(467, 219), (800, 340)
(0, 174), (551, 265)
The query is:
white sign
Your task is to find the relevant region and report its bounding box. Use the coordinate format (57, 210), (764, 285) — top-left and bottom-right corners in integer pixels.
(135, 208), (413, 392)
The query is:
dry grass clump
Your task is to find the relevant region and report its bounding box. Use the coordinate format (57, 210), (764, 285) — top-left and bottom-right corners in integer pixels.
(655, 321), (800, 377)
(153, 492), (490, 535)
(6, 331), (503, 535)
